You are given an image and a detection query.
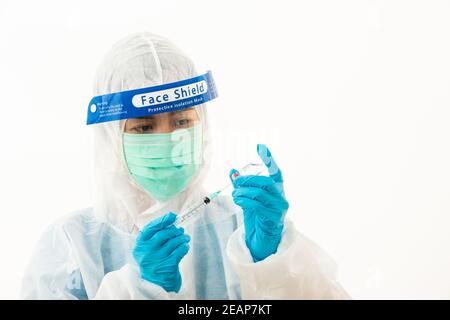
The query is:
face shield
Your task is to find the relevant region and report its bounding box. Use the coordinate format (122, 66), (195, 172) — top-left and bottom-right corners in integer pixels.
(87, 72), (217, 204)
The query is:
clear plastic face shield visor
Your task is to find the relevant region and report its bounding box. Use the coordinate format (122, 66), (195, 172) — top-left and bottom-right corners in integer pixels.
(87, 71), (216, 205)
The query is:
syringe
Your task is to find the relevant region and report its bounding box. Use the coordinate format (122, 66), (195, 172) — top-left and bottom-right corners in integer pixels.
(174, 162), (265, 227)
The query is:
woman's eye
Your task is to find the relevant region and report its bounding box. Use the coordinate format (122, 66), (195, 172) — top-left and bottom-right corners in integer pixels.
(139, 125), (152, 132)
(175, 119), (189, 127)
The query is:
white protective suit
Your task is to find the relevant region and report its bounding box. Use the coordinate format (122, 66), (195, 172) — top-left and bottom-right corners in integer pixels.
(21, 32), (349, 300)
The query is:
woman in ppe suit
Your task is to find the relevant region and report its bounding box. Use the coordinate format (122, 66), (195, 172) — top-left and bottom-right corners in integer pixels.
(21, 32), (349, 300)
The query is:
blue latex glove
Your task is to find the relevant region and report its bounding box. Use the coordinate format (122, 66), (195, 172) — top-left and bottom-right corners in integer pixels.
(133, 212), (190, 293)
(229, 144), (289, 262)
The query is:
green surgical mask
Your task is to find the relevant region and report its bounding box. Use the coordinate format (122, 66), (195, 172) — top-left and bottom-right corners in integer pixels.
(123, 126), (203, 202)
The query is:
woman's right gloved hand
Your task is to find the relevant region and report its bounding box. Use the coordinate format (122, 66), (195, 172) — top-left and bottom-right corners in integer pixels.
(133, 212), (190, 293)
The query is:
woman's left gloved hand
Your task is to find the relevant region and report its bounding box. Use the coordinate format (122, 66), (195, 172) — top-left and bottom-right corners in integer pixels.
(229, 144), (289, 262)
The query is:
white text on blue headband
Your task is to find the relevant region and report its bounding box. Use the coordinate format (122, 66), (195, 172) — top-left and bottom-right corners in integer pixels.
(132, 81), (207, 108)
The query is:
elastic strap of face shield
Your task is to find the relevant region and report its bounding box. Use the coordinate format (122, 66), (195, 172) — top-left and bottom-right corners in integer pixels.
(145, 35), (163, 86)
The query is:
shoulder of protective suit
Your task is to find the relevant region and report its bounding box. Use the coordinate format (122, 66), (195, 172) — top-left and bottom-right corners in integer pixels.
(39, 207), (100, 240)
(48, 206), (94, 226)
(26, 208), (97, 264)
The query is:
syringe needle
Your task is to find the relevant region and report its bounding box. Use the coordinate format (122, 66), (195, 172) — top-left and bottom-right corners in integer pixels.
(174, 162), (266, 227)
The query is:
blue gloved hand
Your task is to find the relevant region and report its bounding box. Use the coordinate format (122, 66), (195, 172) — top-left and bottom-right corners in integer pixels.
(229, 144), (289, 262)
(133, 212), (190, 293)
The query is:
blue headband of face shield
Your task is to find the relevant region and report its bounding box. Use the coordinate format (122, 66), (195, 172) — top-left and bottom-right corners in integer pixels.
(86, 71), (217, 125)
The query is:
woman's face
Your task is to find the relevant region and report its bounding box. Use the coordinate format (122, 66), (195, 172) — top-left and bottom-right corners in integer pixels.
(124, 108), (200, 134)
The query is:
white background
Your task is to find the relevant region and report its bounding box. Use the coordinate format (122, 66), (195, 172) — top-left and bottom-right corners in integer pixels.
(0, 0), (449, 299)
